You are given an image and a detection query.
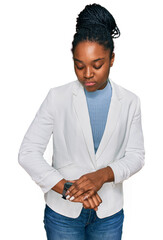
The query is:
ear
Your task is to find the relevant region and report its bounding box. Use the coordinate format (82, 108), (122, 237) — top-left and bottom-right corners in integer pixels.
(110, 53), (115, 67)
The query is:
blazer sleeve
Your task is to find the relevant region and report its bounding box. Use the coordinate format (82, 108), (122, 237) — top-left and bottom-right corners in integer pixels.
(108, 96), (145, 184)
(18, 88), (64, 194)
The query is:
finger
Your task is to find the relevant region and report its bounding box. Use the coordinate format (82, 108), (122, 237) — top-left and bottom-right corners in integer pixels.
(67, 180), (76, 183)
(84, 203), (98, 211)
(69, 194), (89, 205)
(82, 189), (97, 201)
(91, 194), (101, 207)
(72, 182), (94, 200)
(84, 196), (98, 211)
(72, 195), (91, 209)
(83, 191), (102, 203)
(88, 193), (103, 209)
(93, 206), (98, 211)
(65, 181), (77, 195)
(95, 193), (102, 204)
(83, 199), (97, 211)
(83, 199), (91, 209)
(93, 193), (102, 211)
(66, 182), (91, 200)
(87, 197), (97, 210)
(65, 177), (87, 196)
(73, 195), (97, 211)
(66, 176), (97, 200)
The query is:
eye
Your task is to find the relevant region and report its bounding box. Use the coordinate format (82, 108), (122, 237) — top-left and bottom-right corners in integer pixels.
(75, 63), (84, 70)
(76, 65), (84, 70)
(94, 65), (103, 70)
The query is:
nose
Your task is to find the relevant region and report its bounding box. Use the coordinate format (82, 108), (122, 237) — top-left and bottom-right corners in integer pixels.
(84, 66), (94, 79)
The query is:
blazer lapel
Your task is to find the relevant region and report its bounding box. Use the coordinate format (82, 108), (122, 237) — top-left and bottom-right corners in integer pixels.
(95, 80), (122, 161)
(72, 79), (122, 167)
(73, 81), (97, 168)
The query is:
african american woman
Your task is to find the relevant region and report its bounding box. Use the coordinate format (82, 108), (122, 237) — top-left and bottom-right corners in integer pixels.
(18, 3), (145, 240)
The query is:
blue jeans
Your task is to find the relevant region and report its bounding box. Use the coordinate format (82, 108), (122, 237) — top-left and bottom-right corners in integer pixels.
(43, 204), (124, 240)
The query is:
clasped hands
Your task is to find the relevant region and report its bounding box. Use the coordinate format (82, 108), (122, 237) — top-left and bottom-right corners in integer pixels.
(65, 169), (106, 211)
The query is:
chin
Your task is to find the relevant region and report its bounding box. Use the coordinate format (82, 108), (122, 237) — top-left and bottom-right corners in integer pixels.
(84, 86), (97, 92)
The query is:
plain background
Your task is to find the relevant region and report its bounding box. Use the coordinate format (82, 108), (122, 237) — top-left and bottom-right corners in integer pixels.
(0, 0), (163, 239)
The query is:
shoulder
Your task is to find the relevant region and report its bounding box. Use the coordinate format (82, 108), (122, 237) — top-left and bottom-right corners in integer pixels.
(45, 80), (77, 106)
(51, 80), (76, 94)
(110, 79), (140, 103)
(110, 79), (142, 116)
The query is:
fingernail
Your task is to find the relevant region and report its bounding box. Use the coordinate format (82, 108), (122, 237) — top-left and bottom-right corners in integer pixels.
(83, 196), (88, 200)
(66, 195), (70, 199)
(70, 196), (75, 201)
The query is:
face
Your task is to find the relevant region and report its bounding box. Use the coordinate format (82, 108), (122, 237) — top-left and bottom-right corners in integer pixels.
(73, 41), (115, 92)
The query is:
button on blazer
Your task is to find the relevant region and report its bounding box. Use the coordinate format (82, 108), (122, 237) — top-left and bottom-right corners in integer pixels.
(18, 79), (145, 218)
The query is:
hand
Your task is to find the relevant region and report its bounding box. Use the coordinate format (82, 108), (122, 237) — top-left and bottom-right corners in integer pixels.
(82, 192), (102, 211)
(65, 169), (107, 203)
(67, 190), (102, 211)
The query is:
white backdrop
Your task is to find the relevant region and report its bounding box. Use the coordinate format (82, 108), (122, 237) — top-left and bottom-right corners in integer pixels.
(0, 0), (163, 239)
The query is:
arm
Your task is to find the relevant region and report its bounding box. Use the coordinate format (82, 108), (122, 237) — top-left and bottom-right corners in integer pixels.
(18, 88), (64, 194)
(108, 96), (145, 184)
(18, 88), (102, 210)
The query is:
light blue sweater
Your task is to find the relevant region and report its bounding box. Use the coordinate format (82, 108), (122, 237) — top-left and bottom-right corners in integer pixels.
(84, 79), (112, 154)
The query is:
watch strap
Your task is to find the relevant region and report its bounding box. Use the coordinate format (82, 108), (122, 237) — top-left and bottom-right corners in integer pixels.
(62, 182), (73, 200)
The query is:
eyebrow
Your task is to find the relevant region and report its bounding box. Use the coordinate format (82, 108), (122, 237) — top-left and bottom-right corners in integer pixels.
(73, 57), (105, 63)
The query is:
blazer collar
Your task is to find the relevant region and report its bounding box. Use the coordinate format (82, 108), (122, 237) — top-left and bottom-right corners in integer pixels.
(72, 79), (123, 100)
(72, 79), (123, 168)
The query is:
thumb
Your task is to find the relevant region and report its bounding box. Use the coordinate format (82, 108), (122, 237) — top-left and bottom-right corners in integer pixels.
(67, 180), (76, 183)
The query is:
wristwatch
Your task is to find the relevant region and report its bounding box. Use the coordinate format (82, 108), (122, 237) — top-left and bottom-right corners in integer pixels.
(62, 182), (73, 200)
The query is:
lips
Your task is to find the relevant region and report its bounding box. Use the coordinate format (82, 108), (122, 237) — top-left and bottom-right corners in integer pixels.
(84, 82), (96, 86)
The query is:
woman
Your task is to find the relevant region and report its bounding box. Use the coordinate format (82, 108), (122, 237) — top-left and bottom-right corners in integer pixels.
(18, 3), (145, 240)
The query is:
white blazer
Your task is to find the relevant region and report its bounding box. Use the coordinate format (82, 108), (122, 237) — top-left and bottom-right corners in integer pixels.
(18, 79), (145, 218)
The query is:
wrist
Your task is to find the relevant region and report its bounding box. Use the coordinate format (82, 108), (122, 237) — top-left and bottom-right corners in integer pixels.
(102, 166), (115, 183)
(51, 178), (67, 194)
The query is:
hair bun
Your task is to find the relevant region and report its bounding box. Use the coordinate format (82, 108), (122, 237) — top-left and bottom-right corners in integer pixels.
(76, 3), (120, 39)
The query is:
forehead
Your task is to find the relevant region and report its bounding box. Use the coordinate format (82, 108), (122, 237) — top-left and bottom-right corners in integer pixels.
(73, 41), (110, 60)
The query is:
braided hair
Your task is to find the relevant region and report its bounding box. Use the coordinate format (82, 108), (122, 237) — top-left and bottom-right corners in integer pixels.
(71, 3), (120, 58)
